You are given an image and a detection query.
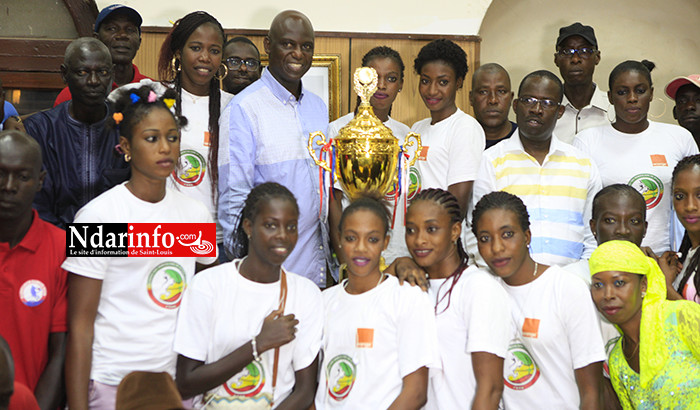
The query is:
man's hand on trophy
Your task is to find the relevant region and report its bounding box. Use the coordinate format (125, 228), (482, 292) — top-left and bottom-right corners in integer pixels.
(385, 257), (429, 292)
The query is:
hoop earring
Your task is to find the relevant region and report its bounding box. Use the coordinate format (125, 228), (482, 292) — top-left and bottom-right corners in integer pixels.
(124, 153), (131, 162)
(215, 63), (229, 81)
(648, 97), (667, 119)
(170, 57), (180, 74)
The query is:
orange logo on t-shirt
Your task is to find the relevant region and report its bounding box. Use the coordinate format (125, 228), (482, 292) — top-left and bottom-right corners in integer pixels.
(356, 328), (374, 348)
(650, 154), (667, 167)
(417, 146), (429, 161)
(522, 318), (540, 339)
(204, 131), (211, 147)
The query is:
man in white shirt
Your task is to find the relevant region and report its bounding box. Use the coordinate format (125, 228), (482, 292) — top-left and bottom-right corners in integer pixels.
(552, 22), (612, 144)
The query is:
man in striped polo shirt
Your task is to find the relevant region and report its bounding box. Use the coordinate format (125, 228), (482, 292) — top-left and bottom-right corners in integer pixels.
(472, 70), (601, 266)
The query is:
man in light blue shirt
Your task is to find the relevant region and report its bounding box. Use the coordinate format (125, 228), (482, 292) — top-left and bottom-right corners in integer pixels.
(219, 10), (331, 286)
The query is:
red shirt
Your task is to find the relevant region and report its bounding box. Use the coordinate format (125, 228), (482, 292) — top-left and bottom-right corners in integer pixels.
(53, 64), (151, 107)
(0, 210), (68, 390)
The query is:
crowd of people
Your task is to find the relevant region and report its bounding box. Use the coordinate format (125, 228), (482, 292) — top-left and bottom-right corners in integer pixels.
(1, 4), (700, 410)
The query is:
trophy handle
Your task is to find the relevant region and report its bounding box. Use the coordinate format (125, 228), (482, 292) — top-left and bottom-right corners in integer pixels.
(308, 131), (332, 172)
(403, 132), (423, 167)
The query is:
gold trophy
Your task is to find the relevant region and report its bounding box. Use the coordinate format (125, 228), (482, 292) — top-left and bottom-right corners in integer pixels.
(308, 67), (421, 200)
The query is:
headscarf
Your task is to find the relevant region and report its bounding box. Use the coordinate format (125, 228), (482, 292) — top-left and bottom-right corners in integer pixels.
(589, 240), (667, 388)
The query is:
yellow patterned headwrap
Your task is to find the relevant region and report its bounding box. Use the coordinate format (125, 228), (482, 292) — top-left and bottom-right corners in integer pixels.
(589, 240), (667, 388)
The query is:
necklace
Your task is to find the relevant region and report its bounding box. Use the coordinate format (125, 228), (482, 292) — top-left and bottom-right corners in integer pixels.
(622, 336), (640, 362)
(344, 272), (385, 293)
(532, 261), (539, 277)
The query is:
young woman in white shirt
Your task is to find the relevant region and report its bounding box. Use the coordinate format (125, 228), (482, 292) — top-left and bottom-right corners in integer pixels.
(316, 195), (438, 409)
(405, 188), (510, 410)
(64, 85), (217, 410)
(471, 191), (605, 410)
(174, 182), (321, 409)
(666, 155), (700, 303)
(157, 11), (234, 256)
(328, 46), (411, 266)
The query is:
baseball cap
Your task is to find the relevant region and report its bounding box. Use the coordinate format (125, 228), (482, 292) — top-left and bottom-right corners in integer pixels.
(94, 4), (143, 33)
(665, 75), (700, 99)
(556, 22), (597, 48)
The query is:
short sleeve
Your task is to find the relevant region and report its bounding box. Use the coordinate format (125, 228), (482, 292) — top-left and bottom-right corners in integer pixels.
(446, 116), (485, 186)
(561, 274), (606, 369)
(291, 279), (324, 371)
(173, 274), (216, 361)
(50, 266), (69, 334)
(60, 205), (110, 279)
(195, 203), (218, 265)
(464, 274), (512, 358)
(397, 287), (440, 377)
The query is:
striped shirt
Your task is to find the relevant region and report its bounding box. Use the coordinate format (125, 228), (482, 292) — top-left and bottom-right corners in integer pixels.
(472, 132), (601, 266)
(218, 69), (331, 286)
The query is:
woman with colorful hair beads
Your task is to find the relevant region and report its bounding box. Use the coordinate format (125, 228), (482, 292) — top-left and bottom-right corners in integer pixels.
(63, 84), (217, 410)
(589, 240), (700, 409)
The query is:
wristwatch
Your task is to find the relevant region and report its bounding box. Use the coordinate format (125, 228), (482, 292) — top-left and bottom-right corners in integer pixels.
(8, 115), (22, 123)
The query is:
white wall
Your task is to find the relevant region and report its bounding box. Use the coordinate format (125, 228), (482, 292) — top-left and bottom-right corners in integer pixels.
(95, 0), (490, 35)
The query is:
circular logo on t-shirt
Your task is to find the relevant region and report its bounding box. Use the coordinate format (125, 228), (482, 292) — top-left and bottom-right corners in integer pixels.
(327, 354), (356, 401)
(19, 280), (47, 307)
(173, 149), (206, 187)
(146, 262), (186, 309)
(628, 174), (663, 210)
(224, 361), (266, 397)
(407, 167), (422, 201)
(504, 342), (540, 390)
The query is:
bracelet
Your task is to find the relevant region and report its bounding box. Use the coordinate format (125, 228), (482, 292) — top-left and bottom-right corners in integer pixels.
(251, 337), (261, 362)
(9, 115), (22, 124)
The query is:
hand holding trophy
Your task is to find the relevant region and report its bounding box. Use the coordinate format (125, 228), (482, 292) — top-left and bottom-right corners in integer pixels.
(308, 67), (421, 201)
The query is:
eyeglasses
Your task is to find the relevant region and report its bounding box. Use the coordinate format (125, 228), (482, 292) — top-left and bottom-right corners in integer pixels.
(225, 57), (260, 71)
(517, 96), (560, 110)
(556, 47), (597, 59)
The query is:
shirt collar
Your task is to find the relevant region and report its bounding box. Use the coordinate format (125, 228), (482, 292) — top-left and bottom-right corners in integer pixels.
(10, 210), (44, 253)
(561, 83), (609, 111)
(507, 130), (566, 157)
(260, 68), (306, 105)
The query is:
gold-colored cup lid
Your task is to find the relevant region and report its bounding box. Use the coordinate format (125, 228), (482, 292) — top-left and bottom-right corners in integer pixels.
(337, 67), (395, 141)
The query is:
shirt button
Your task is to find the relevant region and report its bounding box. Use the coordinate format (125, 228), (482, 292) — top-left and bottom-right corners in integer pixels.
(319, 245), (323, 250)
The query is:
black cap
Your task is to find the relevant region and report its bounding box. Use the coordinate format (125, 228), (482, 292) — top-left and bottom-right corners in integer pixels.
(94, 4), (142, 33)
(556, 22), (597, 48)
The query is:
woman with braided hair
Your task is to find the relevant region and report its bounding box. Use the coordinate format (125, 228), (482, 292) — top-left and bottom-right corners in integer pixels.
(472, 191), (605, 410)
(405, 188), (510, 409)
(112, 11), (233, 258)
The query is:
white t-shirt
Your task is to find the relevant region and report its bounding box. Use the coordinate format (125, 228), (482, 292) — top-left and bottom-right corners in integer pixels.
(315, 275), (439, 409)
(574, 121), (699, 254)
(167, 87), (234, 244)
(174, 260), (323, 408)
(410, 109), (485, 196)
(562, 260), (621, 377)
(61, 183), (217, 385)
(499, 265), (606, 410)
(425, 267), (512, 410)
(329, 112), (412, 264)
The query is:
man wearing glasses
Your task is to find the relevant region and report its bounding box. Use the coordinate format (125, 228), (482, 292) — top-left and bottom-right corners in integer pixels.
(221, 37), (261, 95)
(552, 22), (612, 144)
(472, 71), (601, 266)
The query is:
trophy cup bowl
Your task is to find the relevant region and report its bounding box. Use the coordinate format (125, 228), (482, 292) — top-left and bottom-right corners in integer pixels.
(308, 67), (421, 201)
